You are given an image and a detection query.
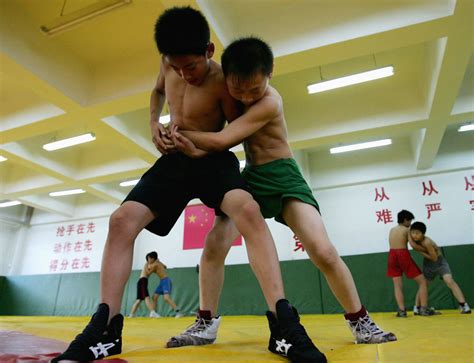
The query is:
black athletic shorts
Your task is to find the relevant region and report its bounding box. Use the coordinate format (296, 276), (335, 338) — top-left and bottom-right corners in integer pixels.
(136, 277), (149, 300)
(123, 151), (248, 236)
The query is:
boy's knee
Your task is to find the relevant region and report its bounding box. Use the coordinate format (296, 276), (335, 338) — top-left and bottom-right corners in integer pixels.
(234, 199), (262, 224)
(109, 208), (128, 232)
(313, 246), (339, 271)
(202, 244), (227, 263)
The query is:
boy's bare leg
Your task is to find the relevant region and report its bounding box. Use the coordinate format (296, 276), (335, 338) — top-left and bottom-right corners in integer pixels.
(282, 200), (360, 312)
(100, 201), (156, 320)
(392, 277), (405, 310)
(145, 296), (155, 312)
(53, 201), (155, 362)
(282, 198), (396, 344)
(168, 191), (326, 362)
(220, 189), (285, 310)
(199, 216), (238, 315)
(442, 274), (466, 303)
(164, 294), (178, 310)
(413, 274), (428, 307)
(130, 299), (141, 316)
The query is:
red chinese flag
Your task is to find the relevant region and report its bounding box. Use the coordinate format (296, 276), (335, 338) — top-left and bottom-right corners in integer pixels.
(183, 204), (242, 250)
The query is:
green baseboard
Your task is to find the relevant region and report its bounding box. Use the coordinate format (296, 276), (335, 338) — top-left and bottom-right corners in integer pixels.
(1, 244), (472, 316)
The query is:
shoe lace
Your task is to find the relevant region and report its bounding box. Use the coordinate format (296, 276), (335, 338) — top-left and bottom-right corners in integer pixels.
(350, 315), (383, 341)
(183, 317), (212, 335)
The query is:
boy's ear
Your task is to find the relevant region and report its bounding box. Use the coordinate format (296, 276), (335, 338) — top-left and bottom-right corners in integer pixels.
(206, 43), (215, 59)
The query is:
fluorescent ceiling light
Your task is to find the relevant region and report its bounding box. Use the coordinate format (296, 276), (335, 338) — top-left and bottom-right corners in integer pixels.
(239, 160), (246, 169)
(43, 133), (96, 151)
(458, 124), (474, 132)
(50, 189), (86, 197)
(0, 156), (7, 162)
(0, 200), (21, 208)
(120, 179), (139, 187)
(159, 114), (171, 124)
(308, 66), (394, 94)
(40, 0), (132, 36)
(330, 139), (392, 154)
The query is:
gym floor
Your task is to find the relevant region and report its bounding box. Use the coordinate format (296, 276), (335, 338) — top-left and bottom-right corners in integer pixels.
(0, 310), (472, 362)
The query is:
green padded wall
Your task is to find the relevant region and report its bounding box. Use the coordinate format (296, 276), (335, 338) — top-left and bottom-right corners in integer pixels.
(0, 274), (60, 315)
(0, 244), (472, 316)
(219, 263), (265, 315)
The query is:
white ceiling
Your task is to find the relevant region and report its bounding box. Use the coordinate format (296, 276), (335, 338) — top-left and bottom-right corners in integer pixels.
(0, 0), (473, 217)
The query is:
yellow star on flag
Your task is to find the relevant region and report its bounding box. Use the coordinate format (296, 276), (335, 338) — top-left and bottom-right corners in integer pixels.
(188, 214), (197, 223)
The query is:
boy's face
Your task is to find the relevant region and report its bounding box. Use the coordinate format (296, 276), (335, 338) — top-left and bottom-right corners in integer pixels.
(165, 44), (214, 87)
(147, 257), (156, 264)
(226, 72), (270, 106)
(410, 230), (424, 243)
(402, 219), (412, 228)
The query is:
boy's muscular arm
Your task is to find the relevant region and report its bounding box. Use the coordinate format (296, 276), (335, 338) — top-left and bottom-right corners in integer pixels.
(178, 97), (278, 152)
(421, 239), (439, 261)
(150, 60), (175, 154)
(171, 125), (209, 158)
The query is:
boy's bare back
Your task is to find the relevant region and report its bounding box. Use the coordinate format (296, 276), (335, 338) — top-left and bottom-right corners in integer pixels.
(389, 225), (410, 249)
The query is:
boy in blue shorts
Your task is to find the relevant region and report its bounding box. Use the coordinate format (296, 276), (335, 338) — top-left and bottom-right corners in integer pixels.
(151, 254), (183, 318)
(171, 37), (396, 352)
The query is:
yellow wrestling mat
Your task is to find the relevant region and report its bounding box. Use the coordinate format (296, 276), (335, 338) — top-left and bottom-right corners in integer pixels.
(0, 310), (472, 362)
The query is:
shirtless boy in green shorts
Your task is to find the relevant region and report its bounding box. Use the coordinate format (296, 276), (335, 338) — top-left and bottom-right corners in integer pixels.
(171, 37), (396, 351)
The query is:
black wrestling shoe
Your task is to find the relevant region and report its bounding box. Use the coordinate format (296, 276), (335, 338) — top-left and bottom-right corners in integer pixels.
(266, 299), (327, 363)
(51, 303), (123, 362)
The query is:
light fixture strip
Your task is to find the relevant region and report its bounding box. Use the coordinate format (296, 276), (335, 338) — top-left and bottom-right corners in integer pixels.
(43, 133), (96, 151)
(49, 189), (86, 197)
(0, 156), (7, 162)
(40, 0), (132, 36)
(458, 124), (474, 132)
(0, 200), (21, 208)
(330, 139), (392, 154)
(119, 179), (140, 187)
(308, 66), (394, 94)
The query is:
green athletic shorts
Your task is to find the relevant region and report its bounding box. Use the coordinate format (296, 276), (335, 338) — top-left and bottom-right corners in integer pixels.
(242, 158), (320, 225)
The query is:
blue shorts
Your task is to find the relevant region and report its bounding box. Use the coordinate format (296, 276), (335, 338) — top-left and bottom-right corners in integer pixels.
(155, 277), (172, 295)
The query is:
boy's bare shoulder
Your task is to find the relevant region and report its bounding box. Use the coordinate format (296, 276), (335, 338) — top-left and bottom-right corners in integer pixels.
(422, 236), (435, 246)
(253, 87), (281, 115)
(208, 61), (226, 84)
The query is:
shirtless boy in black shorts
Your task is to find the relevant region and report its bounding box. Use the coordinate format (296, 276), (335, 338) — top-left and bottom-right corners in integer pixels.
(53, 7), (324, 363)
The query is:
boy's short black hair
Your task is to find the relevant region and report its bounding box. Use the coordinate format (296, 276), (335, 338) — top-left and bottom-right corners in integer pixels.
(397, 209), (414, 223)
(154, 6), (210, 56)
(221, 37), (273, 80)
(146, 251), (158, 261)
(410, 222), (427, 234)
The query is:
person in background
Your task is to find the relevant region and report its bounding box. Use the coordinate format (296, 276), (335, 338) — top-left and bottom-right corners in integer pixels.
(410, 222), (471, 314)
(388, 210), (432, 317)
